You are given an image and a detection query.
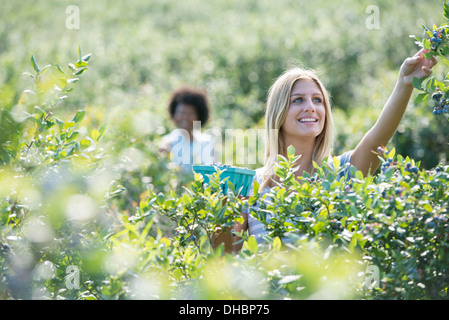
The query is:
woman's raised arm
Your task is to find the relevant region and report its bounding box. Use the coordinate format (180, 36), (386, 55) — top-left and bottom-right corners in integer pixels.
(350, 48), (438, 176)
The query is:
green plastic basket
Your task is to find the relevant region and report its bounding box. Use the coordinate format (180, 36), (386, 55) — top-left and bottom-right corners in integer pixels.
(192, 165), (256, 196)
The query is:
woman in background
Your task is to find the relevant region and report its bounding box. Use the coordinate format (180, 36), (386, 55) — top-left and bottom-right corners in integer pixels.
(160, 86), (215, 173)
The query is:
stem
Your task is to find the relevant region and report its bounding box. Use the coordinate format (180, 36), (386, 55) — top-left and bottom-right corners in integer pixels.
(190, 210), (203, 256)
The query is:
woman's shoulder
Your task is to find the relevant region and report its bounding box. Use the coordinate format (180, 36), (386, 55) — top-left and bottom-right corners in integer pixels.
(327, 150), (353, 165)
(337, 150), (353, 165)
(330, 150), (354, 179)
(162, 128), (187, 141)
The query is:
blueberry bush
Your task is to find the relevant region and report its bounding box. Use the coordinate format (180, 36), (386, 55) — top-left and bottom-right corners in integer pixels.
(413, 2), (449, 118)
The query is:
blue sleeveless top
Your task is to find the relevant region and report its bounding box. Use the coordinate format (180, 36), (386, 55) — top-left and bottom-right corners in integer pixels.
(246, 150), (353, 243)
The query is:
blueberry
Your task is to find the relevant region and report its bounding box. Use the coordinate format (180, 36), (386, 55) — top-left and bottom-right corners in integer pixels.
(432, 92), (443, 101)
(433, 107), (443, 115)
(432, 37), (438, 43)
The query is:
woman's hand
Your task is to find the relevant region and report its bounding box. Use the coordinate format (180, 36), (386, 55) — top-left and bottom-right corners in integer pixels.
(400, 48), (438, 85)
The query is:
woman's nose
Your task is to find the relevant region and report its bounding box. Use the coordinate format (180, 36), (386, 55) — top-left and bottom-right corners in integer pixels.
(303, 99), (316, 112)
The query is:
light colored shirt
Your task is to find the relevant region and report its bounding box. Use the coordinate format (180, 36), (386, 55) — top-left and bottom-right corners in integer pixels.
(246, 150), (353, 243)
(161, 128), (215, 172)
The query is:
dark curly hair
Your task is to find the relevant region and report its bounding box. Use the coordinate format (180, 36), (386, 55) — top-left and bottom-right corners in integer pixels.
(168, 86), (210, 126)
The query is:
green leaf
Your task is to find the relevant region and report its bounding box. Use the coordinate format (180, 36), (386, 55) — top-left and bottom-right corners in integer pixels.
(332, 156), (340, 170)
(74, 67), (87, 76)
(388, 147), (396, 159)
(349, 232), (364, 249)
(414, 92), (429, 104)
(72, 110), (86, 123)
(412, 77), (423, 90)
(246, 235), (258, 254)
(67, 78), (79, 84)
(91, 129), (100, 142)
(427, 78), (437, 93)
(272, 236), (281, 252)
(173, 268), (183, 281)
(31, 54), (40, 73)
(156, 192), (165, 205)
(75, 60), (88, 69)
(274, 163), (287, 179)
(425, 51), (436, 59)
(67, 131), (79, 142)
(423, 203), (433, 213)
(252, 178), (259, 197)
(128, 230), (138, 241)
(278, 274), (302, 285)
(312, 221), (326, 234)
(80, 139), (91, 149)
(56, 117), (64, 130)
(55, 64), (67, 75)
(287, 145), (295, 159)
(81, 53), (92, 62)
(40, 64), (51, 73)
(441, 45), (449, 56)
(444, 3), (449, 20)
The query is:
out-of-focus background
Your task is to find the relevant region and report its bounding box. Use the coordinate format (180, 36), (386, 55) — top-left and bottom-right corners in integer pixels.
(1, 0), (447, 169)
(1, 0), (449, 300)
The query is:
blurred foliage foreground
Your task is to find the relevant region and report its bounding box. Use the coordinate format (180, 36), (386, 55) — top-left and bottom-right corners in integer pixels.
(1, 51), (448, 300)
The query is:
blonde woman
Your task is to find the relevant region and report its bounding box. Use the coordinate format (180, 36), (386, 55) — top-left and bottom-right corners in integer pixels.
(233, 48), (437, 247)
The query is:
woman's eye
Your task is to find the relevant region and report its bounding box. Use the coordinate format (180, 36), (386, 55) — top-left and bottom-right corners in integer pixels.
(293, 98), (303, 103)
(313, 98), (322, 103)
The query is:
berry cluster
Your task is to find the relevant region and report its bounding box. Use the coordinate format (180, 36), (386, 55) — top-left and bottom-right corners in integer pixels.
(405, 162), (419, 174)
(380, 158), (395, 173)
(328, 218), (344, 233)
(376, 146), (419, 174)
(431, 88), (449, 115)
(376, 145), (389, 156)
(206, 162), (235, 168)
(376, 146), (396, 173)
(430, 28), (446, 50)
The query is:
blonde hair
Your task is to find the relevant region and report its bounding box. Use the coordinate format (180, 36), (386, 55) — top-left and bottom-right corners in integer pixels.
(260, 67), (335, 190)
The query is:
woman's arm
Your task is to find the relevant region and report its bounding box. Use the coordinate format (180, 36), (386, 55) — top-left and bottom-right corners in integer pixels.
(351, 48), (438, 176)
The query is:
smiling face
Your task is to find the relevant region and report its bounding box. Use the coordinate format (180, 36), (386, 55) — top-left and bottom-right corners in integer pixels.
(280, 79), (326, 143)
